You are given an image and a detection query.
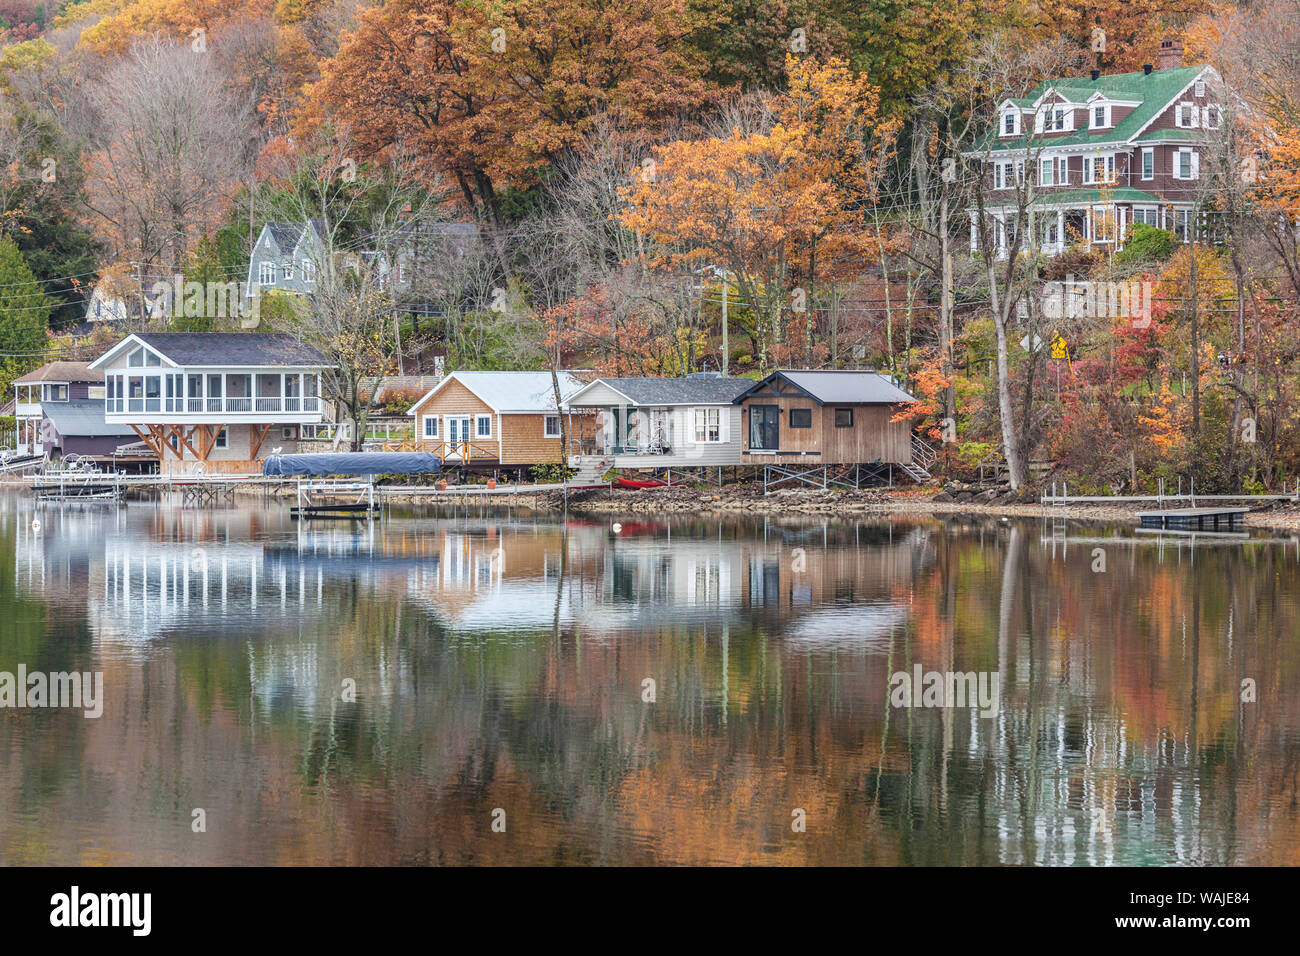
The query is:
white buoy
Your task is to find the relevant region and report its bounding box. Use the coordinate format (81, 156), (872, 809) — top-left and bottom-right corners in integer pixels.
(612, 522), (622, 534)
(31, 519), (40, 532)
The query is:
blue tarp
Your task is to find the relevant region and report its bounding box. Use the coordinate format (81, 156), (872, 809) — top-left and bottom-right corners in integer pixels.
(262, 452), (440, 476)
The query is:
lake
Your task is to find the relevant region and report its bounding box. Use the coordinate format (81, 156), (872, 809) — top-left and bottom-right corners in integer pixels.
(1, 492), (1297, 865)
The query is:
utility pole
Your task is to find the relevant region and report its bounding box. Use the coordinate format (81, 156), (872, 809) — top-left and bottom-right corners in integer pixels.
(720, 269), (729, 377)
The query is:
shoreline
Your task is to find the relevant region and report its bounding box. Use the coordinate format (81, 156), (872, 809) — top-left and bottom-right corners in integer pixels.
(9, 475), (1300, 532)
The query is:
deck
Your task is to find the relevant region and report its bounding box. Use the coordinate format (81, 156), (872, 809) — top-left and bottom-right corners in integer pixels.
(1136, 507), (1250, 531)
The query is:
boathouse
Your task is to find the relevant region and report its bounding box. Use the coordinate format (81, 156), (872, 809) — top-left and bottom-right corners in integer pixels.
(88, 332), (331, 475)
(732, 370), (931, 487)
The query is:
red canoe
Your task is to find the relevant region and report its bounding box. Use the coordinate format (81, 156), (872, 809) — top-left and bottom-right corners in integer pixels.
(615, 476), (673, 489)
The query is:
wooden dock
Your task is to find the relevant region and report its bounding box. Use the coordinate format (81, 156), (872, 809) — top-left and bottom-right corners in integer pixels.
(1136, 507), (1250, 531)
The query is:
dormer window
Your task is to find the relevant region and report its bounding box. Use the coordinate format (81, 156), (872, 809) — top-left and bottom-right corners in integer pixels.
(1002, 110), (1020, 136)
(1091, 104), (1111, 129)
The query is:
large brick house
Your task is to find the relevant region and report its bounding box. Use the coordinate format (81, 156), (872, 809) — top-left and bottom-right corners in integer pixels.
(971, 39), (1223, 257)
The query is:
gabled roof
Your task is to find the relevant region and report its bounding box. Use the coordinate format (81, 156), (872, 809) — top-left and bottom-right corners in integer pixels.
(984, 65), (1210, 153)
(88, 333), (329, 369)
(734, 370), (917, 405)
(569, 375), (752, 407)
(407, 370), (587, 415)
(13, 362), (103, 385)
(263, 219), (325, 253)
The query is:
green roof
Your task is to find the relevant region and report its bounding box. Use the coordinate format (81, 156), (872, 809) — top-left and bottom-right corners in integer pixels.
(1028, 187), (1163, 205)
(984, 66), (1205, 153)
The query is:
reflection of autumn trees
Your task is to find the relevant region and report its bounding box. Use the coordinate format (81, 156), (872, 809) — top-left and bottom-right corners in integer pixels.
(3, 509), (1300, 864)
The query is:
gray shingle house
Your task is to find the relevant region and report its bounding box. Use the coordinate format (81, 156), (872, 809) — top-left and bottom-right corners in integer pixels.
(245, 219), (326, 299)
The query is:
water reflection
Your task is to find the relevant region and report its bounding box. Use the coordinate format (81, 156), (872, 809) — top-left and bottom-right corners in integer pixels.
(1, 497), (1298, 865)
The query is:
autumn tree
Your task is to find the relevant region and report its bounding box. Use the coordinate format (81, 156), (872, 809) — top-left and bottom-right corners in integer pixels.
(622, 55), (895, 371)
(313, 0), (712, 223)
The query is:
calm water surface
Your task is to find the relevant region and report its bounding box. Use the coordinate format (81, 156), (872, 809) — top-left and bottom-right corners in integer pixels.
(1, 492), (1297, 865)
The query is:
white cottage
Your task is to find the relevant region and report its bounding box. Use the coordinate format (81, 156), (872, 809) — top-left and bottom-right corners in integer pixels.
(88, 332), (332, 475)
(563, 375), (751, 471)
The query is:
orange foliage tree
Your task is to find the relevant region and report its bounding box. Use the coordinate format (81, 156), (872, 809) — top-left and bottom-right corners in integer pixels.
(621, 55), (896, 370)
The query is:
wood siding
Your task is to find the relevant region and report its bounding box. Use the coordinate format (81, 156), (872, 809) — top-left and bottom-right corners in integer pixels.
(412, 377), (593, 465)
(739, 397), (912, 465)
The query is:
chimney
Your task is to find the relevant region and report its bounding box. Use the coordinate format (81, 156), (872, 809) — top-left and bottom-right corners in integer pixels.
(1090, 69), (1100, 81)
(1158, 37), (1183, 71)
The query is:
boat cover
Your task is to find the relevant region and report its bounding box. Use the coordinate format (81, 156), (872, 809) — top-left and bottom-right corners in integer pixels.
(263, 452), (440, 476)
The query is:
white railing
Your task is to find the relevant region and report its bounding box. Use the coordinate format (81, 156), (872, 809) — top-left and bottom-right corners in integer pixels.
(111, 395), (324, 415)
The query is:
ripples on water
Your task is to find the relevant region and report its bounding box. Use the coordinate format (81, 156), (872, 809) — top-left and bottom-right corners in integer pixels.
(0, 493), (1297, 865)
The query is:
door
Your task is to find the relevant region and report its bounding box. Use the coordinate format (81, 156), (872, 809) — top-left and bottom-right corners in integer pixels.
(750, 404), (779, 451)
(446, 416), (471, 459)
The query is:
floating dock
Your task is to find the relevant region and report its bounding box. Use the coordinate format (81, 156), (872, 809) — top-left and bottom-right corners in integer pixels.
(1136, 507), (1250, 531)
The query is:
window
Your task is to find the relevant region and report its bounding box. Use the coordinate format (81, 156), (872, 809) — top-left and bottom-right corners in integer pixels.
(214, 428), (228, 450)
(544, 415), (561, 438)
(144, 375), (161, 412)
(694, 407), (721, 442)
(1058, 156), (1069, 184)
(1173, 208), (1192, 240)
(1195, 80), (1205, 98)
(259, 261), (275, 286)
(475, 414), (492, 438)
(128, 347), (145, 367)
(1086, 153), (1116, 184)
(1175, 148), (1198, 180)
(1141, 147), (1154, 180)
(789, 408), (812, 428)
(301, 259), (316, 282)
(88, 386), (105, 400)
(1091, 104), (1110, 129)
(283, 264), (294, 281)
(1133, 207), (1159, 227)
(1002, 111), (1018, 136)
(993, 161), (1017, 190)
(42, 384), (68, 402)
(1177, 103), (1198, 128)
(834, 408), (853, 428)
(1050, 108), (1070, 132)
(1203, 105), (1221, 129)
(423, 415), (439, 439)
(1040, 157), (1054, 186)
(749, 405), (779, 450)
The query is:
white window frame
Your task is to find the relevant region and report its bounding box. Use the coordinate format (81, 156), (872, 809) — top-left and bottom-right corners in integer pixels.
(1002, 110), (1019, 137)
(1058, 156), (1069, 184)
(301, 259), (316, 282)
(1091, 103), (1111, 129)
(1084, 153), (1116, 185)
(258, 261), (275, 286)
(693, 407), (721, 443)
(1141, 147), (1154, 180)
(1176, 102), (1199, 129)
(214, 428), (228, 450)
(1174, 148), (1198, 180)
(1132, 206), (1158, 227)
(422, 415), (439, 439)
(544, 415), (561, 438)
(1040, 157), (1054, 186)
(475, 414), (492, 439)
(283, 263), (294, 281)
(1203, 105), (1221, 129)
(1195, 80), (1205, 98)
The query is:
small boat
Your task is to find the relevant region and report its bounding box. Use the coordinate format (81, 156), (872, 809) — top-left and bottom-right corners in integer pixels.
(614, 475), (674, 489)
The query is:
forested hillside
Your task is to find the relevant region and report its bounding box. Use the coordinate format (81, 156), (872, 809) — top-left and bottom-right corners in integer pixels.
(4, 0), (1300, 493)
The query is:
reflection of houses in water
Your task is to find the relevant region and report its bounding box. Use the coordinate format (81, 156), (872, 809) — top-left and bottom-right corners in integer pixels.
(14, 506), (934, 648)
(402, 519), (932, 639)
